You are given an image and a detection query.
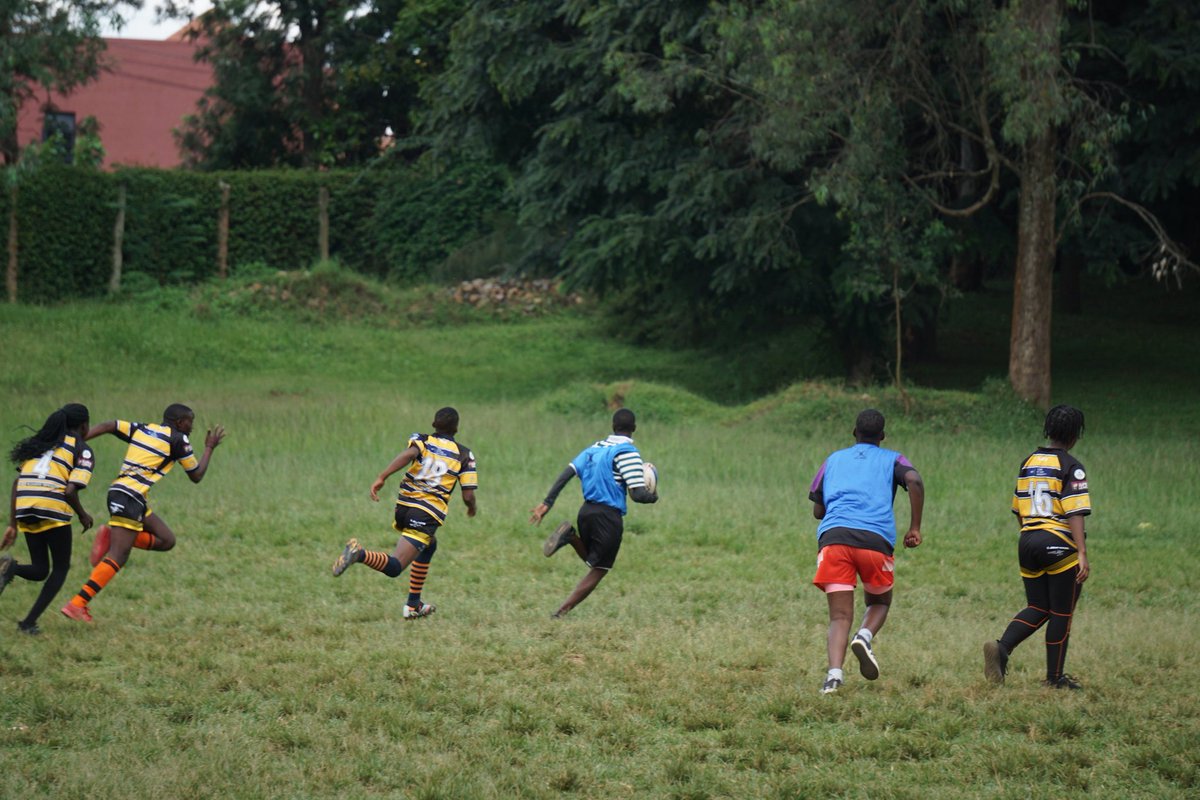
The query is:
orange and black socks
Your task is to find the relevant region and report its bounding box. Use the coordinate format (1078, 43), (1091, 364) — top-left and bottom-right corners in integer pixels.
(71, 557), (121, 607)
(361, 550), (405, 578)
(134, 531), (159, 550)
(407, 561), (431, 607)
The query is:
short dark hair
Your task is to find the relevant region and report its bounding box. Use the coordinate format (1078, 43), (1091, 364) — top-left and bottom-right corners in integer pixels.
(855, 408), (885, 441)
(433, 407), (459, 433)
(163, 403), (194, 426)
(1043, 405), (1084, 443)
(612, 408), (636, 435)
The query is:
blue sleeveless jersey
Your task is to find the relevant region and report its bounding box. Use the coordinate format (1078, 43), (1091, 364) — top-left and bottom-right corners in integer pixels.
(571, 436), (638, 515)
(813, 443), (909, 547)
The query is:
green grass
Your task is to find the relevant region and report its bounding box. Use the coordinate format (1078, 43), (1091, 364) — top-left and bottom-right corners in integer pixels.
(0, 274), (1198, 798)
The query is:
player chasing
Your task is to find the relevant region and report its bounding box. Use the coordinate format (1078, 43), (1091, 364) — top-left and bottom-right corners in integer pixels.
(331, 407), (477, 620)
(529, 408), (657, 619)
(60, 404), (225, 623)
(809, 409), (924, 695)
(1, 404), (96, 635)
(984, 404), (1091, 690)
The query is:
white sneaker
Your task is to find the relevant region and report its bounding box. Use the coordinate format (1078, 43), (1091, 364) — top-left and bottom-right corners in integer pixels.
(403, 602), (436, 619)
(851, 635), (879, 680)
(820, 676), (843, 695)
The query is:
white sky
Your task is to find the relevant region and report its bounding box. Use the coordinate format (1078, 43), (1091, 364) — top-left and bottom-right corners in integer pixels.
(103, 2), (213, 40)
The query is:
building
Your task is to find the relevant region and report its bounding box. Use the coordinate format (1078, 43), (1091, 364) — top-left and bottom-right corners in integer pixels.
(15, 33), (212, 169)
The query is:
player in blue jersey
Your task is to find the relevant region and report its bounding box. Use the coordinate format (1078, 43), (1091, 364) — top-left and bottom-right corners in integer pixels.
(808, 409), (924, 694)
(530, 408), (658, 618)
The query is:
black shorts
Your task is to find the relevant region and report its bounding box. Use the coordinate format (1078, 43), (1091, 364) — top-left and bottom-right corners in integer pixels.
(107, 488), (150, 531)
(1018, 529), (1079, 578)
(393, 506), (441, 546)
(577, 502), (624, 571)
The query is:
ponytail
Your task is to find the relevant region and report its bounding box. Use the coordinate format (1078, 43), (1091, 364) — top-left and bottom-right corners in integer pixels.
(8, 404), (90, 465)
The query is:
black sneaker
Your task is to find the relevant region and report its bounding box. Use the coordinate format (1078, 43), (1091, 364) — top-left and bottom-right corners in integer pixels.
(820, 676), (843, 695)
(1043, 674), (1083, 690)
(17, 620), (41, 636)
(851, 634), (879, 680)
(983, 640), (1009, 684)
(0, 554), (15, 596)
(543, 522), (575, 557)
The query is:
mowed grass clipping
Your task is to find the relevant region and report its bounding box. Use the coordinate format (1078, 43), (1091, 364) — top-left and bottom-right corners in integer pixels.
(0, 282), (1198, 799)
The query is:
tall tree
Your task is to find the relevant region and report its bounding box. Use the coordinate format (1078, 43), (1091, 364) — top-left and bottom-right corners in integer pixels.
(0, 1), (138, 165)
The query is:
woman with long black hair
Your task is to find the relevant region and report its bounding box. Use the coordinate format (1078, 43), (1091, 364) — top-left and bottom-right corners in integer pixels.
(1, 403), (96, 635)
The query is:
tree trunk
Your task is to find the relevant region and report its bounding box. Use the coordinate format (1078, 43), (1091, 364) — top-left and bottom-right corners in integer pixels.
(217, 181), (230, 279)
(318, 185), (329, 262)
(6, 183), (17, 303)
(1008, 0), (1062, 411)
(109, 184), (126, 293)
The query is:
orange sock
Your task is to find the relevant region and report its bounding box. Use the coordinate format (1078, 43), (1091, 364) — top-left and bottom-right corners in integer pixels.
(134, 531), (158, 550)
(72, 557), (121, 607)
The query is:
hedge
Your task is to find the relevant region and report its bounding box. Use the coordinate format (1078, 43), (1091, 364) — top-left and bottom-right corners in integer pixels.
(1, 160), (508, 302)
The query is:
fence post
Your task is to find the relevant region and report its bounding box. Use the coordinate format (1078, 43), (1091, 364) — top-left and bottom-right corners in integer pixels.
(6, 183), (17, 303)
(109, 183), (126, 293)
(318, 185), (329, 262)
(217, 180), (230, 279)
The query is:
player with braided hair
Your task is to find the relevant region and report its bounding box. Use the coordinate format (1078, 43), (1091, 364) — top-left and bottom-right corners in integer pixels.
(2, 404), (96, 635)
(985, 404), (1091, 689)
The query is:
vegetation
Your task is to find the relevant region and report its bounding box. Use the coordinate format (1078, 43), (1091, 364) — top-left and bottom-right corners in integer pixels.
(0, 276), (1197, 798)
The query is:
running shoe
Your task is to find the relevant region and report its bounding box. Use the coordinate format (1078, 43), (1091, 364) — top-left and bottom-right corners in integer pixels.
(983, 640), (1009, 685)
(0, 554), (14, 596)
(17, 621), (41, 636)
(1043, 674), (1083, 690)
(543, 522), (575, 557)
(820, 676), (843, 695)
(61, 603), (94, 623)
(403, 602), (436, 619)
(332, 538), (363, 576)
(89, 525), (112, 567)
(851, 634), (880, 680)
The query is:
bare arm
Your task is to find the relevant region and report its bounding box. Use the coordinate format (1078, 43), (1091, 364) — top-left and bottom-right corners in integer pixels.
(186, 426), (226, 484)
(1069, 514), (1088, 583)
(64, 484), (93, 531)
(812, 501), (826, 520)
(461, 487), (477, 518)
(86, 420), (118, 440)
(370, 445), (420, 501)
(2, 478), (16, 549)
(902, 469), (924, 548)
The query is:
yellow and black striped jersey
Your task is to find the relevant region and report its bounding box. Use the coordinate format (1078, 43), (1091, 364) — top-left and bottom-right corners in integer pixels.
(396, 432), (478, 525)
(109, 420), (199, 499)
(13, 434), (95, 532)
(1012, 447), (1091, 541)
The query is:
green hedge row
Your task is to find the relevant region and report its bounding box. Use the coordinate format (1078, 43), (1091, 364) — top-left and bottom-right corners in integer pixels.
(2, 161), (507, 302)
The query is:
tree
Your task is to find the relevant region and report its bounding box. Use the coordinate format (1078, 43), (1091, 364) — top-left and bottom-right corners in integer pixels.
(0, 1), (137, 165)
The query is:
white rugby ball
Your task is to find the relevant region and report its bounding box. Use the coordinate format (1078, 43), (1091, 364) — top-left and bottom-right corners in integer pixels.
(642, 462), (658, 494)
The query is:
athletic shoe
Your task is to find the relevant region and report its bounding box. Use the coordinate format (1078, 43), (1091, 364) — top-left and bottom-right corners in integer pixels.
(89, 525), (112, 567)
(983, 640), (1009, 685)
(1043, 674), (1083, 690)
(0, 554), (14, 596)
(331, 538), (363, 576)
(17, 621), (41, 636)
(403, 602), (436, 619)
(851, 634), (880, 680)
(820, 676), (843, 695)
(61, 603), (94, 623)
(543, 522), (575, 557)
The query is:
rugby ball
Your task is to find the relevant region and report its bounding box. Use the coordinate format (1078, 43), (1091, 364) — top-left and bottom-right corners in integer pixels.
(643, 462), (658, 494)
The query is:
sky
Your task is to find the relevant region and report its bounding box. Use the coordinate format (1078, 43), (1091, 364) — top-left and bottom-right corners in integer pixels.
(103, 2), (213, 40)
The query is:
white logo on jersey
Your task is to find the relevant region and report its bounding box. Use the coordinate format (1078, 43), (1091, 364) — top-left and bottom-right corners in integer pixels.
(1073, 468), (1085, 480)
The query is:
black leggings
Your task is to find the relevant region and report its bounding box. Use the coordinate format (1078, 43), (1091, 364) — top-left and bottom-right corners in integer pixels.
(999, 567), (1082, 680)
(14, 526), (73, 626)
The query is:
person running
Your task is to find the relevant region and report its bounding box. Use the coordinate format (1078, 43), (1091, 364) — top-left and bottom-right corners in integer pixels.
(331, 407), (477, 619)
(60, 404), (224, 623)
(529, 408), (658, 618)
(984, 404), (1091, 690)
(1, 404), (96, 635)
(808, 409), (924, 695)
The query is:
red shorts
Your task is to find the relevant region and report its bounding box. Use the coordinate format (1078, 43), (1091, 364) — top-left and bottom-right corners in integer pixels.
(813, 544), (895, 594)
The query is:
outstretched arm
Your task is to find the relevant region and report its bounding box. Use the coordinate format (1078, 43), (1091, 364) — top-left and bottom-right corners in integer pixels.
(370, 445), (420, 501)
(530, 465), (576, 524)
(86, 420), (118, 440)
(186, 426), (226, 484)
(902, 469), (924, 548)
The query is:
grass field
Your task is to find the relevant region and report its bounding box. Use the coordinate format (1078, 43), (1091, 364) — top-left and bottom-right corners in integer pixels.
(1, 273), (1197, 799)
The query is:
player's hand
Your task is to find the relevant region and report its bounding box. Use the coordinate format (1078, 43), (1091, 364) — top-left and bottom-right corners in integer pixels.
(1, 525), (15, 549)
(466, 504), (477, 518)
(529, 503), (549, 525)
(78, 511), (94, 532)
(205, 425), (226, 449)
(903, 527), (922, 548)
(369, 477), (386, 502)
(1076, 553), (1089, 584)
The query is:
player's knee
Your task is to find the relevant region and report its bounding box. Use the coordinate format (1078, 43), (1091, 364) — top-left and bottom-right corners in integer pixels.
(25, 564), (50, 582)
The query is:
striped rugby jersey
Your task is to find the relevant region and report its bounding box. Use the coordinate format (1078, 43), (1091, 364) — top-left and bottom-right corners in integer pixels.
(109, 420), (200, 499)
(570, 434), (646, 515)
(13, 435), (95, 532)
(1012, 447), (1091, 542)
(396, 433), (478, 525)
